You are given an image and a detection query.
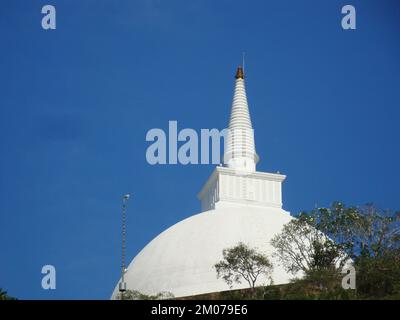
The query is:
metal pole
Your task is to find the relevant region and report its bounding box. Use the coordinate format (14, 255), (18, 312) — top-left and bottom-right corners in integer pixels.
(119, 194), (130, 299)
(122, 198), (126, 280)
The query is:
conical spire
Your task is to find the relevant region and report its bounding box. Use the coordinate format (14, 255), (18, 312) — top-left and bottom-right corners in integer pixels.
(224, 67), (259, 172)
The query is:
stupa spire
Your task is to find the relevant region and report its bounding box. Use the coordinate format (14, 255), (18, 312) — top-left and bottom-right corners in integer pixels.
(223, 66), (259, 172)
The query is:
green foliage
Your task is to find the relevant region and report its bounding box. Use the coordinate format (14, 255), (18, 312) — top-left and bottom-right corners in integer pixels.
(214, 242), (273, 289)
(300, 202), (400, 260)
(217, 289), (247, 300)
(117, 290), (174, 300)
(0, 288), (16, 300)
(270, 202), (400, 299)
(262, 285), (281, 300)
(185, 286), (275, 300)
(310, 240), (342, 270)
(356, 249), (400, 298)
(265, 269), (355, 300)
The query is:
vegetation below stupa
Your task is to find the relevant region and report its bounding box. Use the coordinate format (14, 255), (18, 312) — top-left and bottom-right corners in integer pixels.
(119, 202), (400, 301)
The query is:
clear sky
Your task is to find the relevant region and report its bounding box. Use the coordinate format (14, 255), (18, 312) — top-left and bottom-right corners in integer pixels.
(0, 0), (399, 299)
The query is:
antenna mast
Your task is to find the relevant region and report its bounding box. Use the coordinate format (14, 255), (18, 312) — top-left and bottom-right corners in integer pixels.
(119, 194), (130, 297)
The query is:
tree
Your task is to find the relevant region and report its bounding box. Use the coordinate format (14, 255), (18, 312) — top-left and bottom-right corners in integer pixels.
(270, 218), (348, 275)
(0, 288), (16, 300)
(272, 202), (400, 298)
(214, 242), (273, 290)
(301, 203), (400, 260)
(355, 248), (400, 298)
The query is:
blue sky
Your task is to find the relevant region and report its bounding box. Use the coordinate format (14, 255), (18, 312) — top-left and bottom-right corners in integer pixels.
(0, 0), (399, 299)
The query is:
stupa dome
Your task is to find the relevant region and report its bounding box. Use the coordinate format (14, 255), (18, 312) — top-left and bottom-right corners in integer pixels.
(112, 205), (293, 298)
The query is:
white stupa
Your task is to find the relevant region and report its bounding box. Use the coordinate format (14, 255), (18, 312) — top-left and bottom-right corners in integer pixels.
(112, 67), (297, 299)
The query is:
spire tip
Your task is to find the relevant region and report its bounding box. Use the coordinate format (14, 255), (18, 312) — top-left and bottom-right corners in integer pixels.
(235, 66), (244, 79)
